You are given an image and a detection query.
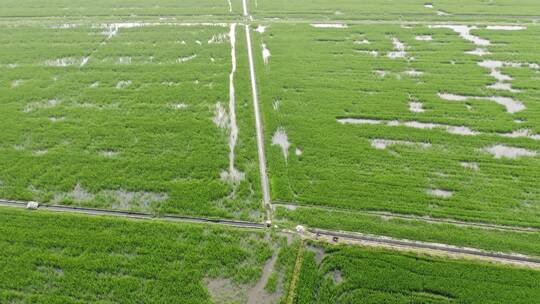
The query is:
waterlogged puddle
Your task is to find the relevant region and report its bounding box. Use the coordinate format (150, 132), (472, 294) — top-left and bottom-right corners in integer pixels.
(100, 150), (119, 158)
(478, 60), (519, 92)
(33, 149), (48, 156)
(208, 32), (228, 44)
(371, 139), (431, 150)
(339, 118), (381, 124)
(311, 23), (348, 29)
(356, 50), (379, 57)
(306, 245), (326, 264)
(437, 93), (468, 101)
(437, 10), (450, 16)
(213, 102), (230, 129)
(221, 23), (245, 185)
(295, 148), (303, 156)
(44, 57), (87, 67)
(325, 269), (343, 284)
(500, 129), (540, 140)
(206, 278), (247, 304)
(177, 54), (197, 63)
(484, 145), (537, 159)
(478, 61), (511, 80)
(89, 82), (100, 88)
(171, 103), (188, 110)
(53, 183), (94, 203)
(430, 25), (490, 46)
(403, 69), (423, 77)
(438, 93), (525, 113)
(355, 39), (371, 45)
(461, 161), (479, 171)
(49, 116), (65, 122)
(116, 80), (132, 89)
(118, 56), (132, 64)
(50, 23), (79, 29)
(409, 102), (425, 113)
(374, 70), (401, 78)
(427, 188), (454, 198)
(80, 56), (89, 66)
(255, 25), (267, 33)
(272, 99), (280, 111)
(107, 189), (168, 210)
(388, 38), (408, 59)
(24, 98), (60, 113)
(246, 254), (281, 304)
(466, 48), (491, 56)
(11, 79), (23, 88)
(424, 3), (434, 9)
(262, 44), (271, 66)
(338, 118), (478, 136)
(272, 128), (290, 160)
(415, 35), (433, 41)
(486, 25), (527, 31)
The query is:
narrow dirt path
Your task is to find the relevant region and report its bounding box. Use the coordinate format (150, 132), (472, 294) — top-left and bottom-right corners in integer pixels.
(242, 0), (272, 221)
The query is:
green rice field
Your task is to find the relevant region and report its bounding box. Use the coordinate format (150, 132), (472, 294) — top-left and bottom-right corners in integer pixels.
(0, 21), (262, 220)
(294, 242), (540, 304)
(1, 0), (540, 302)
(256, 22), (540, 227)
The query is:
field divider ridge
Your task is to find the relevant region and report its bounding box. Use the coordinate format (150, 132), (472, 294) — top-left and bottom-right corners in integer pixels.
(306, 228), (540, 268)
(272, 201), (540, 233)
(0, 199), (265, 229)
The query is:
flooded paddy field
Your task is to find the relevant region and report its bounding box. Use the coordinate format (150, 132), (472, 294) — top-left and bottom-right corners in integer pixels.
(0, 19), (262, 220)
(255, 22), (540, 227)
(2, 0), (540, 303)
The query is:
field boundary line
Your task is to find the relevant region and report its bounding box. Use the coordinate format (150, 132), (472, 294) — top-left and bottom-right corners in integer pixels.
(242, 0), (272, 221)
(0, 199), (265, 229)
(2, 199), (540, 268)
(273, 202), (540, 233)
(307, 228), (540, 268)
